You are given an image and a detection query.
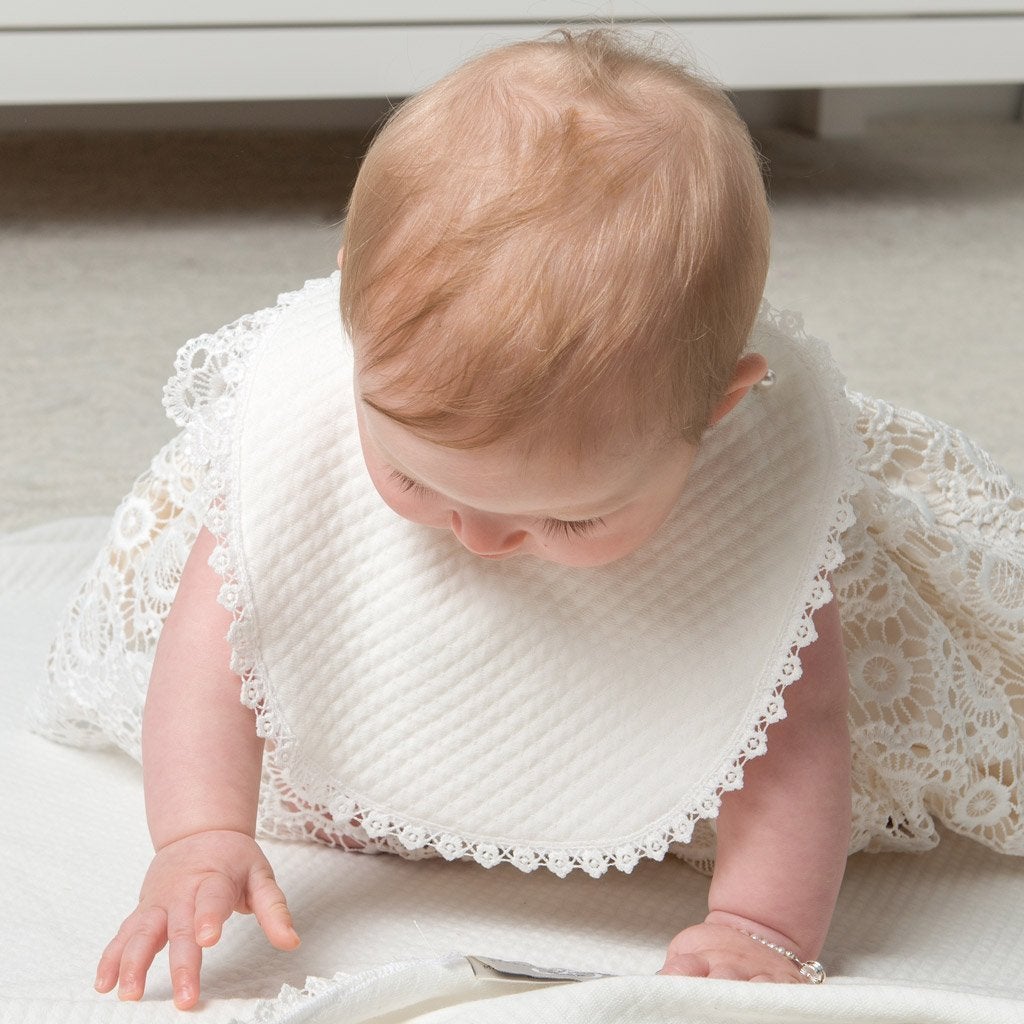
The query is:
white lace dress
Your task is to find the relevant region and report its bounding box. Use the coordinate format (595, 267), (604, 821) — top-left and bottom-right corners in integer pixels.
(33, 275), (1024, 877)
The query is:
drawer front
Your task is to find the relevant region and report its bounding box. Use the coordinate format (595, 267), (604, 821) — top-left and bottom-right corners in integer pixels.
(4, 2), (1024, 29)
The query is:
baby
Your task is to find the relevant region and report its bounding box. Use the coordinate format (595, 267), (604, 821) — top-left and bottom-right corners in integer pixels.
(35, 28), (1021, 1011)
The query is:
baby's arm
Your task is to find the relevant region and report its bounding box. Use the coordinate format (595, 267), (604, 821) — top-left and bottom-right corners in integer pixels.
(94, 526), (299, 1009)
(662, 593), (851, 981)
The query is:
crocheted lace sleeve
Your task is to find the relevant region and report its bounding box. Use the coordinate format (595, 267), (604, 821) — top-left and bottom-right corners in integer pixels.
(32, 278), (328, 757)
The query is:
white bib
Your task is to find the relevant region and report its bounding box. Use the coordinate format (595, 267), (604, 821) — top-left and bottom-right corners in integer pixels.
(207, 274), (861, 877)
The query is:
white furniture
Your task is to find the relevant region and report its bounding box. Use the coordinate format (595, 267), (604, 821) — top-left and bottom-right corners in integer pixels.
(3, 3), (1023, 132)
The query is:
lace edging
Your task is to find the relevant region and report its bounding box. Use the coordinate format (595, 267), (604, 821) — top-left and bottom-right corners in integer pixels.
(243, 956), (470, 1024)
(167, 283), (864, 880)
(245, 970), (351, 1024)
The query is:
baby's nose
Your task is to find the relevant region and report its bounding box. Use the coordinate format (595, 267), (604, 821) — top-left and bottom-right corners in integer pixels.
(449, 510), (526, 557)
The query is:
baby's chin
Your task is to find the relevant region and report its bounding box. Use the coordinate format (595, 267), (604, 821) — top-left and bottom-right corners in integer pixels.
(451, 541), (628, 569)
(418, 520), (646, 568)
(512, 542), (642, 569)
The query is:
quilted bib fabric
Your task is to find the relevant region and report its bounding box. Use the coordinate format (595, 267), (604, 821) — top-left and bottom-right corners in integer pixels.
(204, 275), (861, 876)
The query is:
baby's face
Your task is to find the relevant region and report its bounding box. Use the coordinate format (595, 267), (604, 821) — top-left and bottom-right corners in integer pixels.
(356, 397), (698, 568)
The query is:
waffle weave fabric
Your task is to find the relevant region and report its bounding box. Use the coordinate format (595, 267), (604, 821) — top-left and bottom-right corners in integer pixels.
(34, 274), (1024, 878)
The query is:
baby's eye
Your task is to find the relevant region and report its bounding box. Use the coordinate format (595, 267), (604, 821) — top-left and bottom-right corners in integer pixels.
(388, 468), (432, 498)
(540, 516), (605, 540)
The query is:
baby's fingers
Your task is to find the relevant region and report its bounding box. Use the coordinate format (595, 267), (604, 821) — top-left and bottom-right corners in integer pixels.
(247, 866), (300, 950)
(95, 912), (149, 994)
(658, 952), (710, 977)
(193, 873), (240, 949)
(167, 902), (204, 1010)
(95, 926), (130, 994)
(96, 908), (168, 1002)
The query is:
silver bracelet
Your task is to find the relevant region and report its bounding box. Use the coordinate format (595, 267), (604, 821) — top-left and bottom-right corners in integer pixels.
(738, 931), (826, 984)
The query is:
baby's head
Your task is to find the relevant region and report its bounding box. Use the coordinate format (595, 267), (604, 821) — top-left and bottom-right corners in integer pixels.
(341, 29), (770, 566)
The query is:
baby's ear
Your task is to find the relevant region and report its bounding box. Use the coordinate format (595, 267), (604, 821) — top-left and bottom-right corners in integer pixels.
(707, 353), (768, 426)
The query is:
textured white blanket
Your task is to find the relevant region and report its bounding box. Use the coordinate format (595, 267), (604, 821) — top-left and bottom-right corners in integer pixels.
(3, 519), (1023, 1024)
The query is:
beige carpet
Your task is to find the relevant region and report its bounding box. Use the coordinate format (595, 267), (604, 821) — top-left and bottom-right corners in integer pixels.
(1, 115), (1022, 532)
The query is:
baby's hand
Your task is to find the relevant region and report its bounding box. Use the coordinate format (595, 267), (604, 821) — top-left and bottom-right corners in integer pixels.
(94, 829), (300, 1009)
(658, 921), (804, 983)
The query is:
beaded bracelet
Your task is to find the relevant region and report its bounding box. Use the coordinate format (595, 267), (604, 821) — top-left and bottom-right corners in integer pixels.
(738, 930), (826, 984)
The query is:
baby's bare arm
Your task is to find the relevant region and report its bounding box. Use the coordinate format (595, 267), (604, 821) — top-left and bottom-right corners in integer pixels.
(663, 594), (851, 980)
(142, 525), (263, 848)
(95, 526), (298, 1009)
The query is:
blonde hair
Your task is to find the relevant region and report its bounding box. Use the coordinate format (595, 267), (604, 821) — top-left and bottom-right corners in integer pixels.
(341, 28), (770, 452)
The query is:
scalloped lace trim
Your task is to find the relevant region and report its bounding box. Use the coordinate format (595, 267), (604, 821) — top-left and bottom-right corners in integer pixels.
(162, 287), (866, 879)
(248, 970), (355, 1024)
(246, 956), (472, 1024)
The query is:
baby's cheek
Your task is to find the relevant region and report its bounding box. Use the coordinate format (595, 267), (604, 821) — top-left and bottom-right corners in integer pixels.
(532, 533), (635, 568)
(366, 476), (442, 530)
(386, 494), (446, 530)
(574, 517), (669, 567)
(587, 536), (646, 565)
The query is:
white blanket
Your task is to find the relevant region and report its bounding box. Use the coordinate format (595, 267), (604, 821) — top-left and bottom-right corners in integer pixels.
(3, 518), (1023, 1024)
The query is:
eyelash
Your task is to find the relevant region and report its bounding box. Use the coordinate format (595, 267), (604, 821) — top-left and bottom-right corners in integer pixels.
(387, 468), (604, 540)
(388, 468), (432, 497)
(540, 516), (605, 539)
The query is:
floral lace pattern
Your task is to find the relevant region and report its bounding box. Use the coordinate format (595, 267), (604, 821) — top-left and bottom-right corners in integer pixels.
(673, 395), (1024, 872)
(33, 436), (204, 757)
(842, 396), (1024, 856)
(33, 282), (1024, 876)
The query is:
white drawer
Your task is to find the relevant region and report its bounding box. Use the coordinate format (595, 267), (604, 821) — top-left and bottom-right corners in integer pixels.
(3, 1), (1023, 28)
